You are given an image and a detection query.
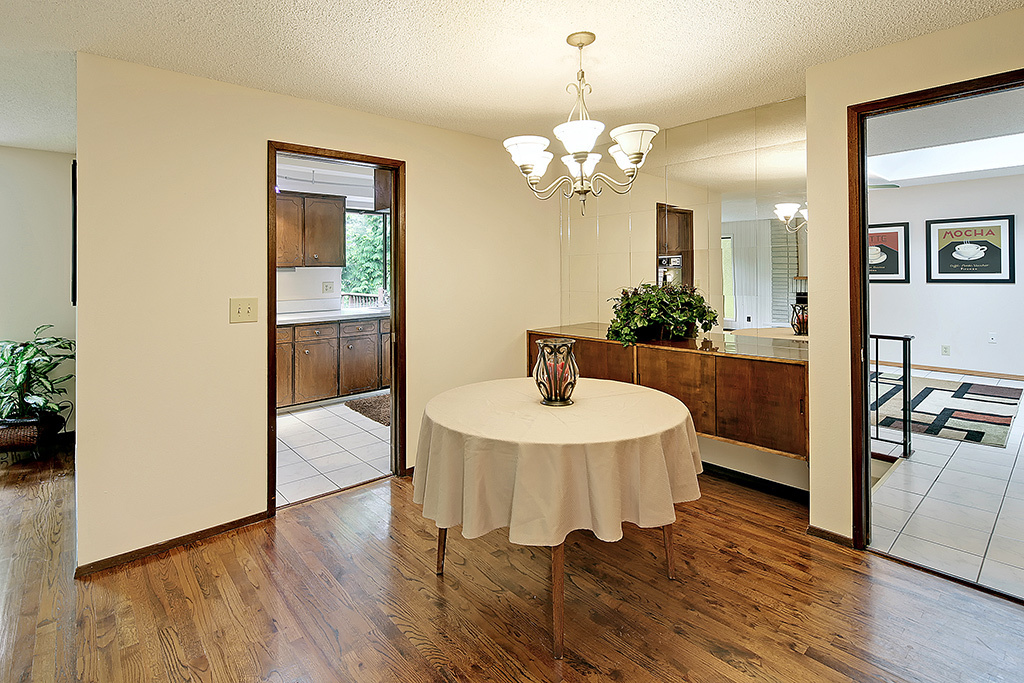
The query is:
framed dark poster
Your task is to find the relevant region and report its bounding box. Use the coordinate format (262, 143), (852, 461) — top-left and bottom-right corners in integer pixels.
(868, 222), (909, 282)
(926, 215), (1015, 283)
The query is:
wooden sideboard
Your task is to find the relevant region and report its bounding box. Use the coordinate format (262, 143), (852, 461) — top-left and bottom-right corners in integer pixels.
(527, 324), (809, 461)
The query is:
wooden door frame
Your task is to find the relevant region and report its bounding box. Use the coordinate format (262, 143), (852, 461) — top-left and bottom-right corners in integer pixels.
(267, 141), (408, 515)
(847, 68), (1024, 549)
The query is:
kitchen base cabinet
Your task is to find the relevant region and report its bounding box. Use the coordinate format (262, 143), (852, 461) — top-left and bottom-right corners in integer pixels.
(381, 332), (391, 387)
(340, 335), (380, 395)
(276, 343), (294, 407)
(294, 338), (340, 403)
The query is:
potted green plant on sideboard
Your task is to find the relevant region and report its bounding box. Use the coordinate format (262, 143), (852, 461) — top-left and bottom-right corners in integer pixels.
(607, 283), (719, 346)
(0, 325), (75, 458)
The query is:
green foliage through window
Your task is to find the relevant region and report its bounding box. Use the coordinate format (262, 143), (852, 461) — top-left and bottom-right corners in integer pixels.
(339, 212), (389, 296)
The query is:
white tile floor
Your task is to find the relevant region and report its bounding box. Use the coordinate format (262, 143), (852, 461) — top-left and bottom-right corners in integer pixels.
(275, 393), (391, 507)
(869, 374), (1024, 596)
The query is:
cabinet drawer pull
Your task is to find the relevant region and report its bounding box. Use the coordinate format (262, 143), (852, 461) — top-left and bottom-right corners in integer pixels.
(356, 326), (363, 331)
(347, 344), (353, 350)
(314, 330), (320, 335)
(304, 349), (310, 355)
(313, 253), (319, 259)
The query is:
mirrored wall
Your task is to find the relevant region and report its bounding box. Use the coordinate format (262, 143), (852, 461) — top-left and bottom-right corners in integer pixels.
(559, 97), (807, 336)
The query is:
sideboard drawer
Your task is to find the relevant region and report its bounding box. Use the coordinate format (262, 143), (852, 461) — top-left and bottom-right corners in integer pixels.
(295, 323), (339, 340)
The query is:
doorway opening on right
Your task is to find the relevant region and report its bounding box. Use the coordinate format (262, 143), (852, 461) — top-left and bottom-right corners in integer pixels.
(863, 85), (1024, 598)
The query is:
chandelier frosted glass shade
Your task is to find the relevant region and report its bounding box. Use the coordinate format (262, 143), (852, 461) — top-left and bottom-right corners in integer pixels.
(503, 135), (551, 170)
(553, 120), (606, 156)
(562, 153), (601, 179)
(609, 123), (660, 162)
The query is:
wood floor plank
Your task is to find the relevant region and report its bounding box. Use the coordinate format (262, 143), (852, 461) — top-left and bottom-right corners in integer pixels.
(3, 452), (1024, 681)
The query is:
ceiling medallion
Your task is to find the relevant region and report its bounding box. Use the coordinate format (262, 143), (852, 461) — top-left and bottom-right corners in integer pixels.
(502, 32), (659, 214)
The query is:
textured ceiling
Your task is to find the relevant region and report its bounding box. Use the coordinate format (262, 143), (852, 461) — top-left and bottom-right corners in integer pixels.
(2, 0), (1022, 153)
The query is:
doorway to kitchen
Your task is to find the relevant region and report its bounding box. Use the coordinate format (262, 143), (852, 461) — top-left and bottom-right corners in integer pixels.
(267, 141), (406, 511)
(850, 68), (1024, 600)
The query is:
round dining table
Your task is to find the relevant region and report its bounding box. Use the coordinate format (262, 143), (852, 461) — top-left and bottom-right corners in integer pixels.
(412, 377), (703, 659)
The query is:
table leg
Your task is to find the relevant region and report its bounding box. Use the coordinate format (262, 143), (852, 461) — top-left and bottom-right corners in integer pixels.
(662, 523), (675, 580)
(552, 542), (564, 660)
(436, 527), (447, 576)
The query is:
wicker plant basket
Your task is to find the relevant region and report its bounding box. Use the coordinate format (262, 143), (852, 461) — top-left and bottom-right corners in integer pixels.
(0, 414), (64, 455)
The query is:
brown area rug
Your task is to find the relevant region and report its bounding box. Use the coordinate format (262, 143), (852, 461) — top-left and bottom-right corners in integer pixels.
(344, 393), (391, 426)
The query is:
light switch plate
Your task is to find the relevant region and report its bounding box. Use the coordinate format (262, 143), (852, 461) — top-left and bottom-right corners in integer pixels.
(229, 297), (258, 323)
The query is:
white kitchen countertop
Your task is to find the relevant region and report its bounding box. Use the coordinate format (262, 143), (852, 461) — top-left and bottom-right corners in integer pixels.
(277, 307), (390, 326)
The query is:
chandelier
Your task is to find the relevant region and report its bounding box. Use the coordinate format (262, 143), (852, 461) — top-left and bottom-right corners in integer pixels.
(774, 203), (809, 233)
(502, 32), (659, 213)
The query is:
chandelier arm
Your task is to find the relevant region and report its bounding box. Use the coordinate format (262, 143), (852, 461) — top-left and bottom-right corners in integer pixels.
(528, 175), (574, 200)
(590, 171), (637, 196)
(785, 218), (808, 233)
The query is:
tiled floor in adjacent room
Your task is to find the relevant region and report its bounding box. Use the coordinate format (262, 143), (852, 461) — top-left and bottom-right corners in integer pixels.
(870, 371), (1024, 598)
(275, 393), (391, 506)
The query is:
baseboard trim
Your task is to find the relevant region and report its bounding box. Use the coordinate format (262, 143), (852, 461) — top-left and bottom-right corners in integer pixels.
(807, 525), (854, 547)
(74, 510), (270, 578)
(700, 462), (809, 505)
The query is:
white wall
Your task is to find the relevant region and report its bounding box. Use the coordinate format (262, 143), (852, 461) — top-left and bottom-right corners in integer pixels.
(75, 54), (560, 567)
(806, 7), (1024, 538)
(0, 145), (77, 430)
(868, 174), (1024, 375)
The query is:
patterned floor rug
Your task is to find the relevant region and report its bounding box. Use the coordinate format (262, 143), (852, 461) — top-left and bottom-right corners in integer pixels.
(869, 373), (1021, 447)
(344, 392), (391, 426)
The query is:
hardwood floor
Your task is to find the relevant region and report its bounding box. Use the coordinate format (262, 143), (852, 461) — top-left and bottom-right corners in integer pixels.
(3, 453), (1024, 682)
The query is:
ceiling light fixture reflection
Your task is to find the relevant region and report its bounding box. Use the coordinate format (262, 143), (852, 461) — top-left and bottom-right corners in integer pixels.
(774, 203), (808, 233)
(503, 32), (659, 214)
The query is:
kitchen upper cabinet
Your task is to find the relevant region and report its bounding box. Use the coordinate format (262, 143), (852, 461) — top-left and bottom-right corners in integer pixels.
(275, 192), (346, 268)
(294, 337), (340, 403)
(656, 204), (695, 286)
(340, 334), (379, 395)
(276, 194), (304, 267)
(304, 196), (346, 267)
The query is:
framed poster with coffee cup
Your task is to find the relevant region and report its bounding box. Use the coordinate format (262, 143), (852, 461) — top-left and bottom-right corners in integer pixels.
(868, 222), (910, 282)
(926, 215), (1015, 283)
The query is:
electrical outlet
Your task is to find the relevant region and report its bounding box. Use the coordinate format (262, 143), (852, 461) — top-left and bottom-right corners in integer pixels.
(988, 332), (998, 344)
(322, 281), (334, 294)
(229, 297), (258, 323)
(941, 345), (951, 356)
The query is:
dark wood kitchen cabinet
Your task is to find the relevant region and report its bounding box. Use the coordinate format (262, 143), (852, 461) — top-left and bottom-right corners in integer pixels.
(277, 315), (390, 408)
(275, 191), (346, 268)
(294, 337), (340, 403)
(656, 203), (693, 256)
(340, 333), (380, 395)
(380, 332), (391, 387)
(276, 194), (304, 267)
(276, 326), (294, 407)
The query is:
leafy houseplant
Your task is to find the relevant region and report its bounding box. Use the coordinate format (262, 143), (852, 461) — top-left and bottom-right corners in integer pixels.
(607, 283), (719, 346)
(0, 325), (76, 454)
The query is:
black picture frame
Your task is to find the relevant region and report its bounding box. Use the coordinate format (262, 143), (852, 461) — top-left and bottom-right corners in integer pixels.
(868, 222), (910, 283)
(925, 215), (1015, 284)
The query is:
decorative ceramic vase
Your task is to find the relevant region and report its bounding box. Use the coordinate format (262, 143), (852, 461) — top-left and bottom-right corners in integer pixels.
(533, 338), (580, 406)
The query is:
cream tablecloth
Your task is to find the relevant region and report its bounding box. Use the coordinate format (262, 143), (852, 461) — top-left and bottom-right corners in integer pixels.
(412, 377), (702, 546)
